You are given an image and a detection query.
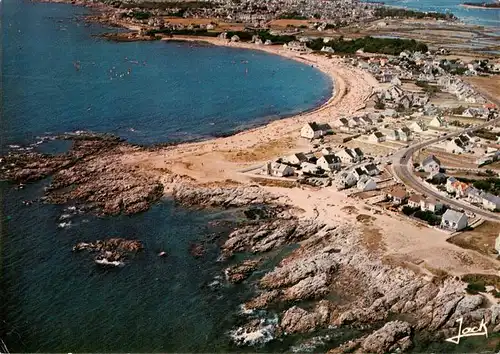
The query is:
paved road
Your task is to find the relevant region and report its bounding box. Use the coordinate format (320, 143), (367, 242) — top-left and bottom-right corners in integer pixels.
(391, 116), (500, 222)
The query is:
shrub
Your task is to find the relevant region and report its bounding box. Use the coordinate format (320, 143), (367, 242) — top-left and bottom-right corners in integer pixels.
(402, 206), (418, 216)
(466, 281), (486, 294)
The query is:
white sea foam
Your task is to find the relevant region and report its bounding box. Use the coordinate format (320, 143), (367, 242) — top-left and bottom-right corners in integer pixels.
(57, 221), (72, 229)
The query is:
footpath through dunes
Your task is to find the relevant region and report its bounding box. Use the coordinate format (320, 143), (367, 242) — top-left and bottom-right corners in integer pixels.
(121, 44), (378, 184)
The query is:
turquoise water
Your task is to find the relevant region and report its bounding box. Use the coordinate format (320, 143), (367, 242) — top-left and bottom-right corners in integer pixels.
(0, 0), (334, 352)
(1, 0), (332, 147)
(367, 0), (500, 27)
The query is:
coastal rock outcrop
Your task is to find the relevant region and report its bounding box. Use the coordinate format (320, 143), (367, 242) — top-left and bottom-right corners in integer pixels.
(73, 238), (143, 266)
(280, 301), (335, 334)
(0, 133), (164, 215)
(225, 258), (262, 283)
(244, 290), (281, 310)
(172, 183), (280, 208)
(229, 317), (278, 347)
(360, 321), (412, 354)
(222, 217), (322, 257)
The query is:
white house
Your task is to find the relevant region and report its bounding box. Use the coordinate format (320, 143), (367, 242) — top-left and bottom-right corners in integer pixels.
(263, 162), (295, 177)
(441, 209), (468, 231)
(285, 153), (308, 165)
(381, 129), (399, 141)
(352, 148), (364, 162)
(482, 193), (500, 211)
(421, 155), (441, 175)
(337, 171), (358, 189)
(316, 154), (341, 172)
(360, 116), (373, 125)
(446, 138), (466, 154)
(352, 167), (367, 180)
(420, 197), (443, 213)
(397, 127), (412, 142)
(408, 194), (425, 209)
(357, 175), (377, 191)
(336, 148), (359, 164)
(369, 131), (386, 143)
(466, 187), (484, 204)
(363, 163), (380, 176)
(300, 122), (332, 139)
(321, 147), (334, 156)
(300, 162), (320, 174)
(283, 41), (309, 53)
(387, 187), (408, 205)
(409, 121), (427, 133)
(428, 116), (446, 128)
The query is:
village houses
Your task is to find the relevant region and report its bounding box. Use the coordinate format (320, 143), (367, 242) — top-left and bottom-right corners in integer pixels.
(285, 153), (308, 166)
(421, 197), (443, 213)
(440, 209), (468, 231)
(446, 177), (469, 197)
(357, 175), (377, 191)
(300, 122), (333, 139)
(336, 148), (364, 164)
(316, 154), (341, 172)
(408, 194), (425, 209)
(369, 131), (386, 143)
(482, 193), (500, 211)
(409, 121), (427, 133)
(421, 155), (441, 175)
(263, 162), (295, 177)
(428, 116), (447, 128)
(387, 187), (408, 205)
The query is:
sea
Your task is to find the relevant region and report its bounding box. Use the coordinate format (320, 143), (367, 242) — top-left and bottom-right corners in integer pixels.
(367, 0), (500, 28)
(0, 0), (335, 352)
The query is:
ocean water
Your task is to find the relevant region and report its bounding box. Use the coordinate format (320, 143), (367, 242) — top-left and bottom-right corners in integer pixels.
(0, 0), (334, 352)
(1, 0), (332, 147)
(367, 0), (500, 28)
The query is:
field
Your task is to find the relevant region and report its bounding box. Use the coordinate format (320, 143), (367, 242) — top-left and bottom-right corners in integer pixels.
(417, 148), (477, 168)
(447, 221), (500, 257)
(466, 76), (500, 105)
(162, 17), (245, 31)
(268, 19), (312, 28)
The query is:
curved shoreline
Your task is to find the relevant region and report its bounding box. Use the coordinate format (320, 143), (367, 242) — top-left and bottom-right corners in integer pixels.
(460, 3), (500, 9)
(119, 34), (379, 186)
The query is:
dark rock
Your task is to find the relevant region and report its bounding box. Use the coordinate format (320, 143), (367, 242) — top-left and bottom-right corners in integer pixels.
(189, 243), (205, 258)
(225, 258), (262, 283)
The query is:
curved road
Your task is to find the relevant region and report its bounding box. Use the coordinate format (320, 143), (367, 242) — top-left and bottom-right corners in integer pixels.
(391, 116), (500, 222)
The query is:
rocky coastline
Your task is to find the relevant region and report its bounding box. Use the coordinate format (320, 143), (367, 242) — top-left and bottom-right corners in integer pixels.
(73, 238), (144, 267)
(0, 132), (164, 216)
(2, 133), (499, 351)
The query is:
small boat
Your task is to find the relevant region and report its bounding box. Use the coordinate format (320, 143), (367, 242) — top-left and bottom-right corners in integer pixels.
(158, 251), (167, 257)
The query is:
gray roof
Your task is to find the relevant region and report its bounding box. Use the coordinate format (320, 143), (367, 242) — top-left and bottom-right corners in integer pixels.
(271, 162), (292, 172)
(353, 148), (363, 156)
(422, 155), (441, 167)
(354, 167), (366, 176)
(322, 154), (340, 164)
(442, 209), (467, 223)
(308, 122), (332, 131)
(364, 163), (378, 172)
(482, 193), (500, 204)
